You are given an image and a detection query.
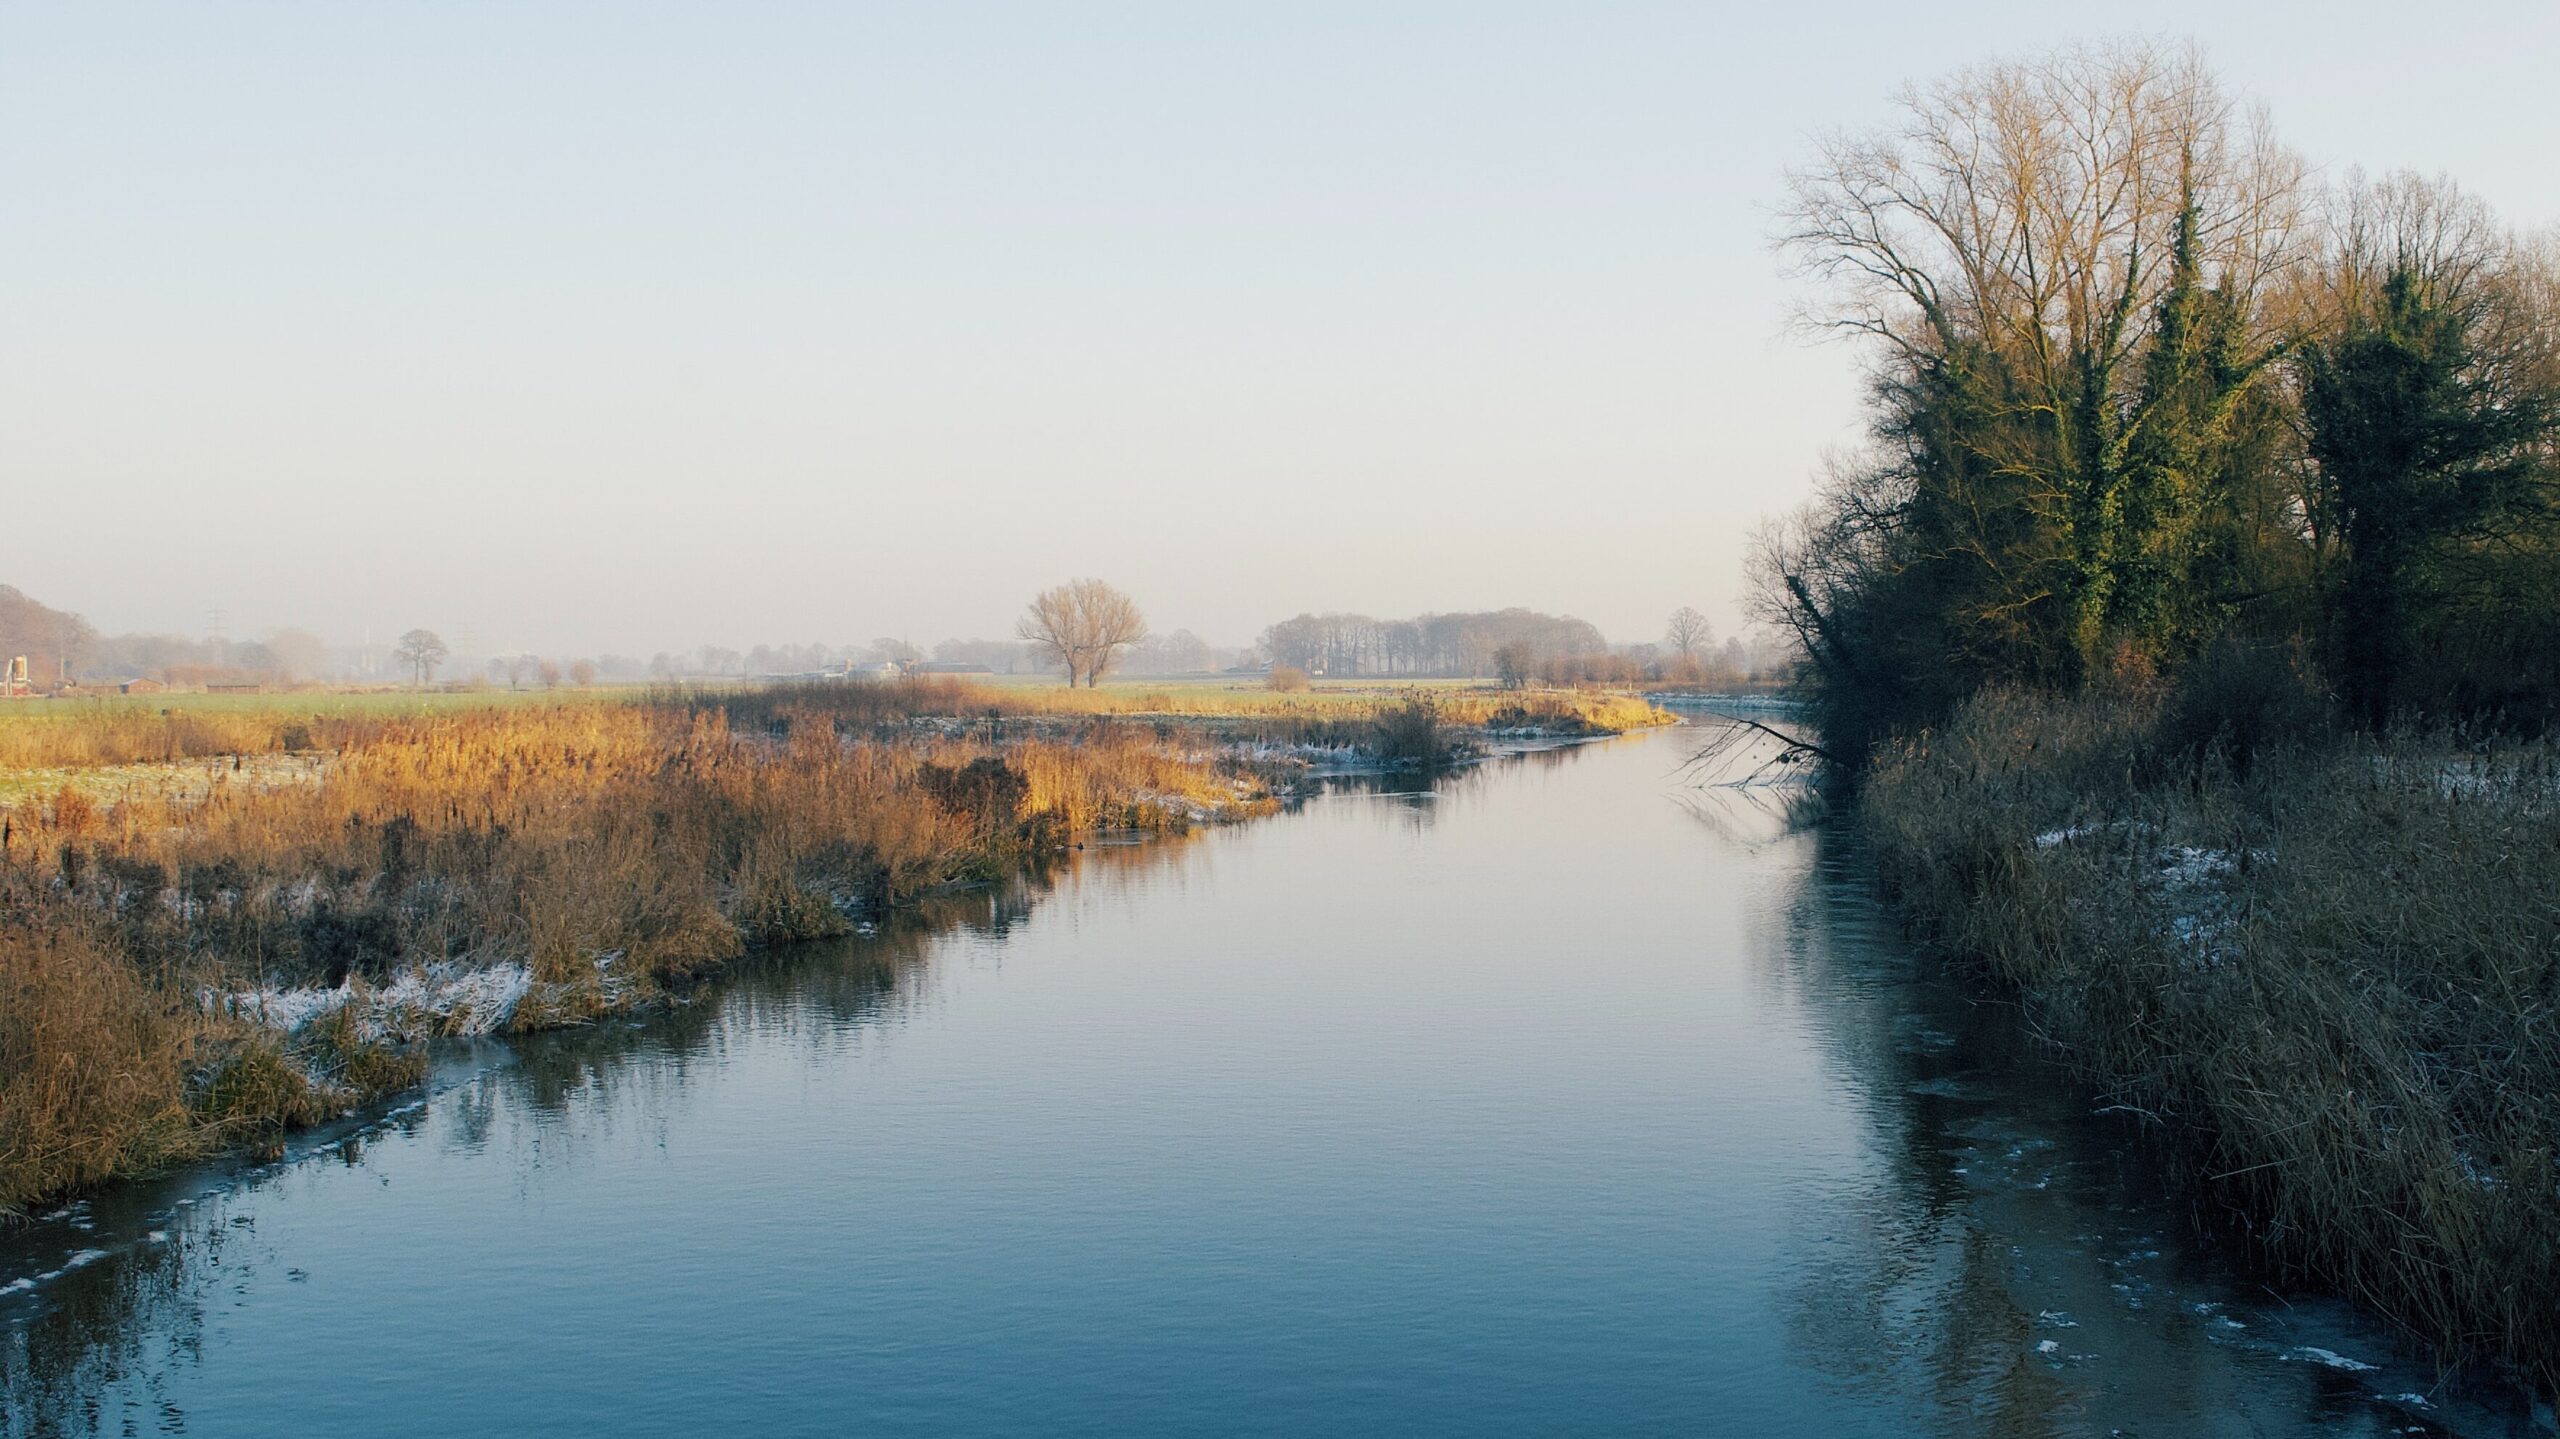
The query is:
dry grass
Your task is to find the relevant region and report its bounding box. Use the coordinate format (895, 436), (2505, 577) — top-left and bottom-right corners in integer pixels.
(1864, 686), (2560, 1384)
(0, 684), (1274, 1210)
(973, 679), (1669, 733)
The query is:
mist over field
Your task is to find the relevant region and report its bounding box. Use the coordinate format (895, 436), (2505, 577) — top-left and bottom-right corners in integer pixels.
(4, 3), (2553, 659)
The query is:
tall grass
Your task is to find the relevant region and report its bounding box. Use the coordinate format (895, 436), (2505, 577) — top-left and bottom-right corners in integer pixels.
(1863, 685), (2560, 1384)
(0, 687), (1272, 1210)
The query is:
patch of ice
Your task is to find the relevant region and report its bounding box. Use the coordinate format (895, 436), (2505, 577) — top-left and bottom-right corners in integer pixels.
(61, 1248), (107, 1270)
(2388, 1393), (2433, 1409)
(0, 1278), (32, 1295)
(2284, 1346), (2379, 1372)
(2035, 1339), (2061, 1355)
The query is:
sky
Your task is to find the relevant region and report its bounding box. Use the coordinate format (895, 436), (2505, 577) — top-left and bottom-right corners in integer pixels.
(4, 2), (2555, 659)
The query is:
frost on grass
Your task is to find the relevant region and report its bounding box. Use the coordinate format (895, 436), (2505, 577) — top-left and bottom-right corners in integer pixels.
(211, 960), (534, 1040)
(2031, 824), (2260, 964)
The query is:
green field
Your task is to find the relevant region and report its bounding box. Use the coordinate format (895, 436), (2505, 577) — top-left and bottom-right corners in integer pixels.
(0, 686), (636, 724)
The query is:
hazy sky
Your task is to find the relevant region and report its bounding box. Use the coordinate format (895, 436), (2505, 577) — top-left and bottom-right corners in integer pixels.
(6, 3), (2555, 657)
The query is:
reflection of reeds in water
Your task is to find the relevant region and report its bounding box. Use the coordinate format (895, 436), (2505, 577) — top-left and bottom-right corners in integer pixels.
(0, 812), (1236, 1438)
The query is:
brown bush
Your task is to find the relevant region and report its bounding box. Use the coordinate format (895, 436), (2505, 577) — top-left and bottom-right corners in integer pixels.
(0, 929), (202, 1209)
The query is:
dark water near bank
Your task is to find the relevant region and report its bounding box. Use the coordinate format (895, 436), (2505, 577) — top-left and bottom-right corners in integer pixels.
(3, 728), (2541, 1436)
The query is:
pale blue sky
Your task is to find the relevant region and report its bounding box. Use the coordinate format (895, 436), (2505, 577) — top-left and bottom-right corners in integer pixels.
(5, 3), (2554, 655)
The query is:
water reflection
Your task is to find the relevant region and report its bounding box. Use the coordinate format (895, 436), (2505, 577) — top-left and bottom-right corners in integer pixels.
(1757, 827), (2515, 1436)
(1, 732), (2540, 1438)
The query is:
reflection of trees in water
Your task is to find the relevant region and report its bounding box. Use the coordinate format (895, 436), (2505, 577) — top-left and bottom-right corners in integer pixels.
(1662, 782), (1825, 853)
(1752, 827), (2448, 1437)
(1750, 826), (2143, 1434)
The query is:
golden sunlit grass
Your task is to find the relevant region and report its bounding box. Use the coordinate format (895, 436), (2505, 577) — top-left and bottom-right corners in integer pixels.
(0, 676), (1668, 1208)
(0, 684), (1273, 1210)
(967, 679), (1673, 736)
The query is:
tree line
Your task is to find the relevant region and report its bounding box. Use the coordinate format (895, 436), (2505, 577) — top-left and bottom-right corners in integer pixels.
(1755, 40), (2560, 759)
(3, 575), (1769, 694)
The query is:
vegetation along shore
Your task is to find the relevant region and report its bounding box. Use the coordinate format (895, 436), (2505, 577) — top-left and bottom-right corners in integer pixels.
(1751, 40), (2560, 1386)
(0, 678), (1670, 1212)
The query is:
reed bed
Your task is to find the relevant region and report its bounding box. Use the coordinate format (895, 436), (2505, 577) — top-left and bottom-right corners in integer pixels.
(0, 687), (1272, 1210)
(968, 681), (1670, 735)
(1862, 686), (2560, 1385)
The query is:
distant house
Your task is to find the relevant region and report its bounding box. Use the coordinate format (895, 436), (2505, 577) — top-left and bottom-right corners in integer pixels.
(849, 661), (906, 682)
(119, 677), (167, 695)
(912, 662), (993, 675)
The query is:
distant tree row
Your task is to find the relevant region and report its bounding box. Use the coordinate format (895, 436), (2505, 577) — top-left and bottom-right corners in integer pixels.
(1256, 609), (1609, 679)
(1756, 39), (2560, 756)
(0, 578), (1766, 696)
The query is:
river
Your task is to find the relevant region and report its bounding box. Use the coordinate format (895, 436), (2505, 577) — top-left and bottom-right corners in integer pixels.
(1, 727), (2538, 1436)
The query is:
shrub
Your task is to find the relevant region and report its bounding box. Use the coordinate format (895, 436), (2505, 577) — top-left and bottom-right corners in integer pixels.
(1371, 694), (1450, 768)
(1266, 665), (1311, 693)
(0, 930), (202, 1209)
(2151, 635), (2333, 775)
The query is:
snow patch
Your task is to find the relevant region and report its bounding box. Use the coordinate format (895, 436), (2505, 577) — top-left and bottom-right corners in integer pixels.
(211, 961), (533, 1041)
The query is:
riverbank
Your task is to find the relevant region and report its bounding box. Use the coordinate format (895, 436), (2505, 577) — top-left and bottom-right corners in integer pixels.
(1857, 685), (2560, 1388)
(0, 681), (1668, 1211)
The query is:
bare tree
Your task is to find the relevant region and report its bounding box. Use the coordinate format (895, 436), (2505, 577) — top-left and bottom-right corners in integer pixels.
(393, 629), (448, 687)
(1664, 606), (1712, 660)
(1017, 578), (1148, 686)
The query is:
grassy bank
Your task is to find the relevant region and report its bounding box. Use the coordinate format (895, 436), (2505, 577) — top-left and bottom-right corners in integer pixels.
(0, 679), (1667, 1211)
(0, 683), (1275, 1211)
(1859, 685), (2560, 1384)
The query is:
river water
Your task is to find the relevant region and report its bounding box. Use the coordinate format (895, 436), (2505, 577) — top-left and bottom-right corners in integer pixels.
(1, 727), (2539, 1436)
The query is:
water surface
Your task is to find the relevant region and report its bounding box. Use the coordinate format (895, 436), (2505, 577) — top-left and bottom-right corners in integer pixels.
(2, 729), (2533, 1435)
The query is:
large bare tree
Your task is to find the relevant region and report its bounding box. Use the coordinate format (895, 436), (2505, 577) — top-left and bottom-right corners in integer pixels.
(1781, 39), (2308, 675)
(1664, 606), (1712, 659)
(1017, 579), (1148, 687)
(393, 629), (448, 687)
